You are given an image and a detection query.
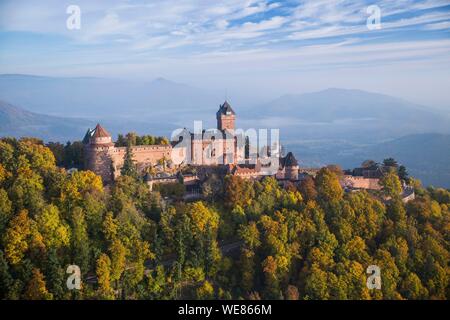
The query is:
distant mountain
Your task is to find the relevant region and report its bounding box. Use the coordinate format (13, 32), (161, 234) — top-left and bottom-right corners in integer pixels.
(0, 100), (93, 142)
(0, 74), (219, 121)
(245, 88), (450, 143)
(359, 133), (450, 188)
(288, 133), (450, 188)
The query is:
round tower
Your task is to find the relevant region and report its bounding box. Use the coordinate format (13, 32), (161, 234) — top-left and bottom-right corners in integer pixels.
(84, 123), (115, 183)
(284, 152), (299, 181)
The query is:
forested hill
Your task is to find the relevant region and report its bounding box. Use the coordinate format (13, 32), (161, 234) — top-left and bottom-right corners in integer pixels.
(0, 100), (92, 142)
(0, 137), (449, 300)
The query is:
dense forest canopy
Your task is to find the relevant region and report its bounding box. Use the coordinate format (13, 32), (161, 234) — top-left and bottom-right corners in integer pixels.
(0, 137), (448, 300)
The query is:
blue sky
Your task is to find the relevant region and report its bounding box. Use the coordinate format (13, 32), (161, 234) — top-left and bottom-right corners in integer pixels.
(0, 0), (450, 108)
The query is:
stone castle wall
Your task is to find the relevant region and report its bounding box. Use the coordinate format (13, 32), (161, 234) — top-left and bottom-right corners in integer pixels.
(342, 175), (381, 190)
(85, 144), (172, 182)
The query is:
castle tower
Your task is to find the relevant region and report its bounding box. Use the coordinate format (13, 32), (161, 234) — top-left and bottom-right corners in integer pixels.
(283, 152), (299, 181)
(217, 101), (236, 132)
(84, 123), (115, 183)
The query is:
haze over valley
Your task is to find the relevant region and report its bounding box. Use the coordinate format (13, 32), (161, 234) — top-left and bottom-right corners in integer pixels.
(1, 74), (449, 187)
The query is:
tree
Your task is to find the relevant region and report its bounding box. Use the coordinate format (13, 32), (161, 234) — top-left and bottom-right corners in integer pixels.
(71, 207), (90, 274)
(10, 155), (45, 214)
(298, 176), (317, 202)
(24, 268), (53, 300)
(238, 222), (261, 250)
(315, 168), (343, 203)
(36, 204), (70, 249)
(201, 174), (223, 201)
(44, 248), (66, 299)
(196, 280), (214, 299)
(185, 202), (219, 237)
(262, 256), (282, 299)
(398, 165), (409, 182)
(103, 211), (118, 242)
(223, 175), (254, 209)
(304, 264), (329, 300)
(125, 132), (137, 146)
(4, 210), (32, 265)
(204, 223), (221, 277)
(61, 170), (103, 210)
(0, 188), (12, 234)
(109, 239), (127, 284)
(116, 134), (127, 147)
(96, 254), (114, 299)
(400, 272), (427, 299)
(121, 142), (138, 179)
(0, 251), (13, 299)
(361, 160), (377, 168)
(383, 158), (398, 167)
(285, 285), (299, 300)
(380, 171), (402, 199)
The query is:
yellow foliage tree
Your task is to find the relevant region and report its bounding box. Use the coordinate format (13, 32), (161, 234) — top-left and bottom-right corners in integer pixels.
(4, 210), (31, 265)
(36, 204), (70, 248)
(96, 253), (115, 299)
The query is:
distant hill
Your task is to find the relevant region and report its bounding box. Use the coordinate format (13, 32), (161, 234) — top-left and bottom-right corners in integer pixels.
(0, 100), (93, 142)
(0, 74), (219, 121)
(359, 133), (450, 188)
(246, 88), (450, 143)
(288, 133), (450, 188)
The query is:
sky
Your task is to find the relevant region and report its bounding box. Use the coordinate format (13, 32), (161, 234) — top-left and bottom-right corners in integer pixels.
(0, 0), (450, 108)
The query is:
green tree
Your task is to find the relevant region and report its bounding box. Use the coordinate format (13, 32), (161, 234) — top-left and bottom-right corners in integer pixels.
(96, 253), (114, 299)
(121, 143), (138, 179)
(109, 239), (127, 284)
(71, 207), (90, 274)
(383, 158), (398, 167)
(380, 171), (402, 199)
(36, 204), (70, 249)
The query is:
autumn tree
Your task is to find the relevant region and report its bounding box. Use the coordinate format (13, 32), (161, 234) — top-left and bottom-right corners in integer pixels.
(4, 210), (32, 265)
(24, 268), (53, 300)
(380, 171), (402, 199)
(315, 168), (343, 203)
(96, 253), (114, 299)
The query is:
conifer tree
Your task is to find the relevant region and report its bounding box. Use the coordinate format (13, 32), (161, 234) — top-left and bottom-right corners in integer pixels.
(121, 142), (138, 179)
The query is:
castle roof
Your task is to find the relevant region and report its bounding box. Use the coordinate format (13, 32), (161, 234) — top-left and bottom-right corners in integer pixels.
(281, 152), (298, 167)
(92, 123), (111, 138)
(82, 128), (93, 144)
(217, 100), (235, 116)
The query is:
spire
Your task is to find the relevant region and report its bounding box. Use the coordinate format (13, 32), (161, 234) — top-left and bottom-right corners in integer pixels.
(283, 152), (298, 167)
(217, 100), (235, 116)
(82, 128), (92, 144)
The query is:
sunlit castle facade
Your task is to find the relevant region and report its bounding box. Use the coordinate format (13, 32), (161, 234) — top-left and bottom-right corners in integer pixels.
(84, 101), (246, 183)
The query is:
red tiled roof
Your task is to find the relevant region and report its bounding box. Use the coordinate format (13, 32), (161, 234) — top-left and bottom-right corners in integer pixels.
(92, 123), (111, 138)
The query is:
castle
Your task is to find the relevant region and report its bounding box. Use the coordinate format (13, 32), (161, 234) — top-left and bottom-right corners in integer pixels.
(83, 101), (300, 183)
